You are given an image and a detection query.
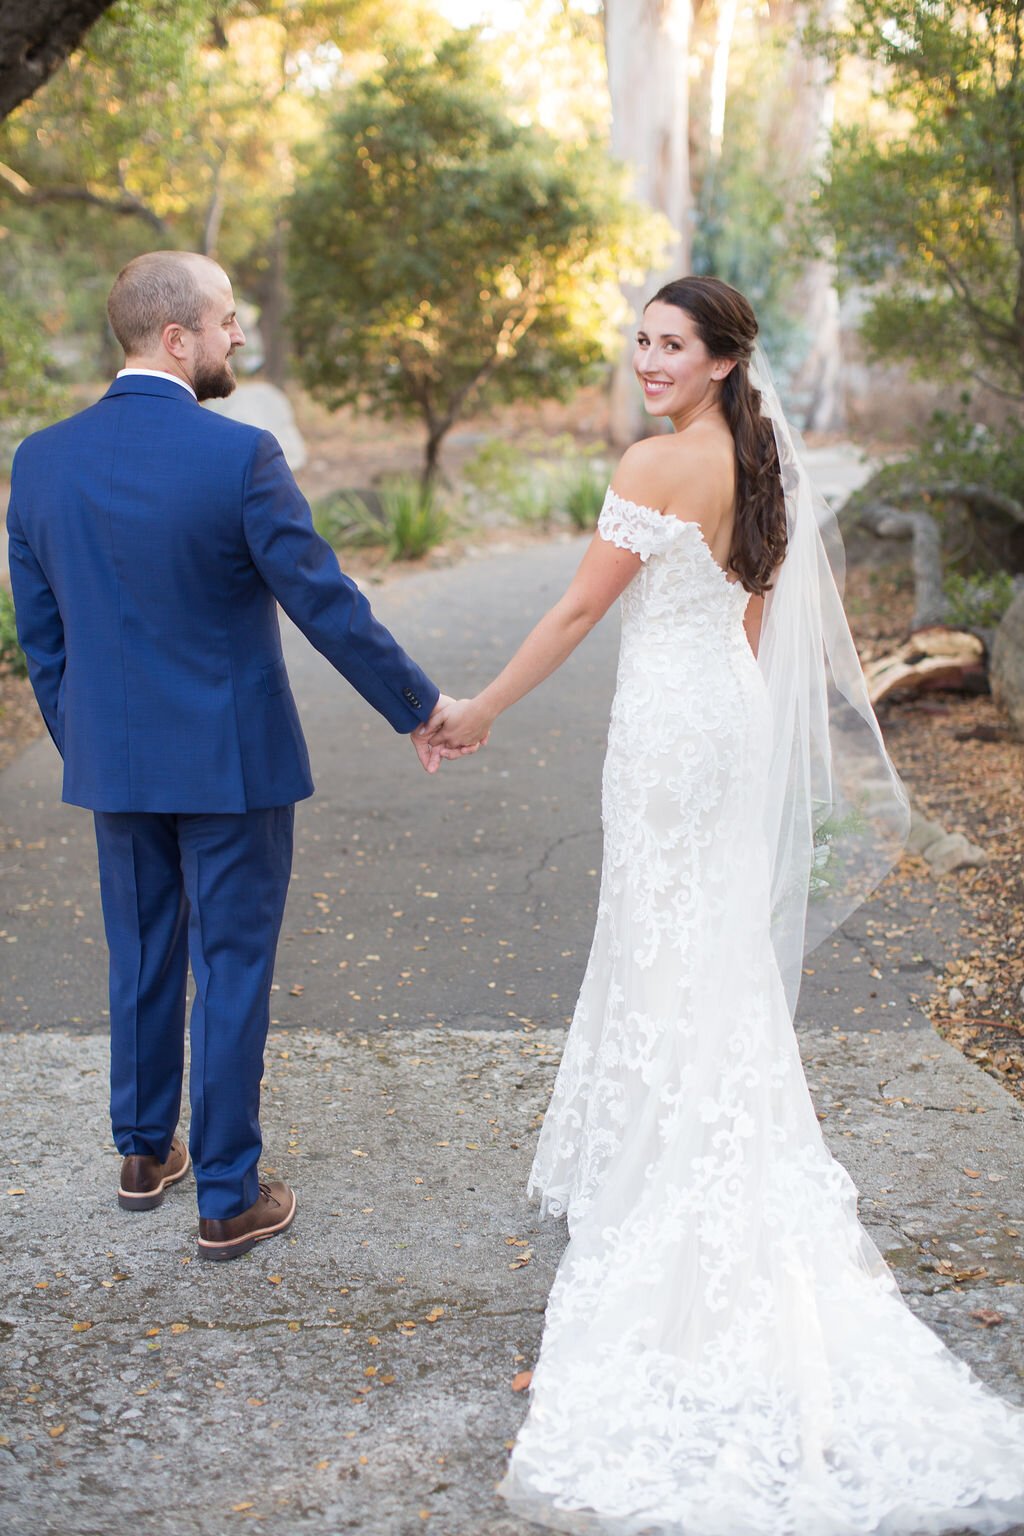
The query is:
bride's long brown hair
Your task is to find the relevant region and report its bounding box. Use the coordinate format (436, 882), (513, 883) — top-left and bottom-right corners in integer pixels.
(646, 276), (787, 595)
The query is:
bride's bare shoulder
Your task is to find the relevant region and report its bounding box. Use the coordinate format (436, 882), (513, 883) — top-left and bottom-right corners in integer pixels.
(610, 435), (683, 512)
(611, 429), (727, 515)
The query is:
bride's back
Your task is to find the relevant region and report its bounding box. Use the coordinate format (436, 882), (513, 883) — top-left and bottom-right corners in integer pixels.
(612, 412), (740, 579)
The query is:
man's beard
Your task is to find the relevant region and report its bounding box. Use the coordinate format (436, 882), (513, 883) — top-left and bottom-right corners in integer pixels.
(193, 349), (237, 402)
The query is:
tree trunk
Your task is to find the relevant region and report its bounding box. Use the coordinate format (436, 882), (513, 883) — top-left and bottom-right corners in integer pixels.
(259, 218), (290, 388)
(422, 426), (444, 497)
(773, 0), (845, 431)
(604, 0), (693, 447)
(0, 0), (118, 120)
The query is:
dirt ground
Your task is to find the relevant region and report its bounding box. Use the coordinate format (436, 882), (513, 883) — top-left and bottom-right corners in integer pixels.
(2, 390), (1021, 1102)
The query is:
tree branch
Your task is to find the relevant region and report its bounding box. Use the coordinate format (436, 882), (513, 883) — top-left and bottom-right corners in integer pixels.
(873, 480), (1024, 527)
(0, 159), (168, 231)
(857, 502), (948, 629)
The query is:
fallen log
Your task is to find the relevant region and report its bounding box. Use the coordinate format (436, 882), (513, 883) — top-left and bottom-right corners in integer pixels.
(863, 626), (987, 705)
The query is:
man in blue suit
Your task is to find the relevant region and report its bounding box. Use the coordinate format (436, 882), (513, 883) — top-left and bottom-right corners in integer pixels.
(7, 251), (461, 1259)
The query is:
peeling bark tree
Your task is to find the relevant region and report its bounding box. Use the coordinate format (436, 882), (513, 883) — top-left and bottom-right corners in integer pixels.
(604, 0), (692, 446)
(0, 0), (118, 121)
(771, 0), (845, 431)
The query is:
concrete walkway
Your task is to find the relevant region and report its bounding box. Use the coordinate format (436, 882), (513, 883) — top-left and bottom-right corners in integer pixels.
(2, 533), (1023, 1536)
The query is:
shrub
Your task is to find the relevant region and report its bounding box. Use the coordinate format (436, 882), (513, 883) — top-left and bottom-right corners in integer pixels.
(380, 478), (451, 562)
(559, 459), (607, 531)
(943, 571), (1017, 630)
(313, 490), (387, 550)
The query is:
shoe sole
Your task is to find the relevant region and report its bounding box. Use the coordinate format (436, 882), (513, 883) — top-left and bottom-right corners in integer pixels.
(197, 1188), (297, 1262)
(117, 1149), (192, 1212)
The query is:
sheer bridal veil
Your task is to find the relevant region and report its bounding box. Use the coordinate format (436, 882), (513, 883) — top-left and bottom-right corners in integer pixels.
(751, 344), (910, 1013)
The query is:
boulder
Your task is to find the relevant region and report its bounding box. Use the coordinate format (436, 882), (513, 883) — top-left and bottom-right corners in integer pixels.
(922, 831), (987, 877)
(991, 589), (1024, 734)
(204, 382), (307, 471)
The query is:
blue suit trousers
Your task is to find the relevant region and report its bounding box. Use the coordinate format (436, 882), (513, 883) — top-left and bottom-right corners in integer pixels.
(94, 806), (294, 1220)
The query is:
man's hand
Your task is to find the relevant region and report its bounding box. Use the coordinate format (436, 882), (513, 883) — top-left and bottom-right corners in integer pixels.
(411, 694), (488, 774)
(419, 696), (494, 757)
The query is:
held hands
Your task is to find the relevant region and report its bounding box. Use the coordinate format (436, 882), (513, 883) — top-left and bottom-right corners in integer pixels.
(410, 693), (494, 775)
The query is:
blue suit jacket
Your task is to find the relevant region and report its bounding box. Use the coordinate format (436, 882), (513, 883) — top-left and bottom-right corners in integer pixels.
(7, 374), (439, 812)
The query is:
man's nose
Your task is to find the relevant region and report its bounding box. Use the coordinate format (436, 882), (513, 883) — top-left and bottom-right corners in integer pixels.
(232, 323), (246, 347)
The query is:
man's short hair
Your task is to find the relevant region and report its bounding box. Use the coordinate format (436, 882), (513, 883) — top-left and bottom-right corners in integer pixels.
(107, 252), (212, 355)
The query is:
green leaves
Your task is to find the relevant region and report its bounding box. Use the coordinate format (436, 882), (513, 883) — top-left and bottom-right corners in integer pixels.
(820, 0), (1024, 397)
(288, 37), (665, 480)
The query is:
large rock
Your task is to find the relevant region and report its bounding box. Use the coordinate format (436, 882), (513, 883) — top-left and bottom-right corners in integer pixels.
(991, 588), (1024, 734)
(204, 381), (307, 470)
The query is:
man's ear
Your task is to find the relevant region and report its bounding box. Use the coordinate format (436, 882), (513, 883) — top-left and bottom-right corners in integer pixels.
(162, 321), (190, 360)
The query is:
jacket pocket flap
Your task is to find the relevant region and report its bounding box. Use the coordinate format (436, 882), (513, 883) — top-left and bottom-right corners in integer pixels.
(262, 658), (289, 696)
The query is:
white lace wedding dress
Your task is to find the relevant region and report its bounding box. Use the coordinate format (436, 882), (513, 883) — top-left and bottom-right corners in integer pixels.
(498, 490), (1024, 1536)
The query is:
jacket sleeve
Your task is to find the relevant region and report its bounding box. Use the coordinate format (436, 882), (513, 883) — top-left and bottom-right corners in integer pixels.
(6, 483), (65, 757)
(241, 431), (439, 732)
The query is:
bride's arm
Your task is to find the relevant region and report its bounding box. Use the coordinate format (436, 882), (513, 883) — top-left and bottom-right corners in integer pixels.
(422, 532), (641, 750)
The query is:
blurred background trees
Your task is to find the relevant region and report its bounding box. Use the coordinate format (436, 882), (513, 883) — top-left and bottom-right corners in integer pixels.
(0, 0), (1021, 547)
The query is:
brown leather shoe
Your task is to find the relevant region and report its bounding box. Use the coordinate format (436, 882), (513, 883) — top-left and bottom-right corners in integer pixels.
(118, 1135), (191, 1212)
(197, 1180), (296, 1262)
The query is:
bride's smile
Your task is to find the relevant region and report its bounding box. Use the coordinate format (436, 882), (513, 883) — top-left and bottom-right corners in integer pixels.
(633, 299), (736, 427)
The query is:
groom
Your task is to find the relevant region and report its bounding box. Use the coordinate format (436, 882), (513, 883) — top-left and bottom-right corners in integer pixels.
(7, 251), (465, 1260)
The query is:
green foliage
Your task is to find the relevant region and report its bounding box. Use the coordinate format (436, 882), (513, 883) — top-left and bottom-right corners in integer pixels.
(461, 439), (556, 527)
(861, 406), (1024, 507)
(461, 433), (610, 531)
(288, 36), (664, 483)
(943, 569), (1017, 628)
(0, 589), (28, 678)
(821, 0), (1024, 397)
(378, 477), (451, 561)
(0, 286), (65, 467)
(559, 459), (606, 531)
(314, 478), (450, 560)
(0, 1), (437, 377)
(312, 489), (387, 548)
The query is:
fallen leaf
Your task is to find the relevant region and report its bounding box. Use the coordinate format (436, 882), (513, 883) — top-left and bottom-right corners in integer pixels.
(49, 1424), (66, 1438)
(970, 1308), (1005, 1327)
(962, 1168), (981, 1179)
(170, 1323), (189, 1334)
(289, 985), (305, 997)
(7, 1188), (25, 1196)
(509, 1250), (533, 1270)
(511, 1370), (533, 1393)
(71, 1321), (93, 1332)
(247, 1398), (265, 1407)
(268, 1275), (282, 1285)
(424, 1307), (444, 1323)
(232, 1503), (255, 1513)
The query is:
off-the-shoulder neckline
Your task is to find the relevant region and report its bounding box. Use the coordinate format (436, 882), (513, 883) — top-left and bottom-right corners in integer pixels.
(602, 486), (746, 590)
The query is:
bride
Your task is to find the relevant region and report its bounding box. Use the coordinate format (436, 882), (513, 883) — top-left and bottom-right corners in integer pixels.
(420, 276), (1024, 1535)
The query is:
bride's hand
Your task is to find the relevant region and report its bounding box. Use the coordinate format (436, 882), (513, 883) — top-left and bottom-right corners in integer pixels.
(423, 695), (494, 753)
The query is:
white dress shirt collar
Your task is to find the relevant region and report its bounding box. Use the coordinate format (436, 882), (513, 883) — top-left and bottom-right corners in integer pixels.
(116, 368), (197, 402)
